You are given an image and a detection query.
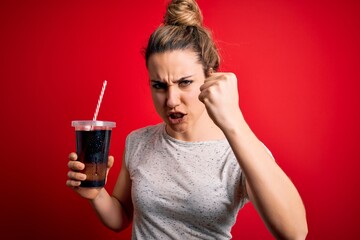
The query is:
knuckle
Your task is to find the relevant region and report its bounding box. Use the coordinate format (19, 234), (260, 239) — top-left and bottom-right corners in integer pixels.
(67, 161), (73, 169)
(67, 180), (80, 187)
(68, 171), (86, 181)
(68, 171), (77, 180)
(223, 73), (236, 82)
(66, 179), (76, 187)
(74, 162), (82, 170)
(207, 87), (215, 95)
(214, 81), (221, 88)
(67, 171), (74, 179)
(229, 74), (238, 83)
(68, 161), (84, 171)
(72, 180), (81, 187)
(228, 72), (236, 78)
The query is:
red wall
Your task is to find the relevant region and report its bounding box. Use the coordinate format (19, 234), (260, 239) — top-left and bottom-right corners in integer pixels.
(1, 0), (359, 239)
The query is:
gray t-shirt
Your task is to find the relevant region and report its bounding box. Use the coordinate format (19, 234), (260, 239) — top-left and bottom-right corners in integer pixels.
(125, 123), (248, 239)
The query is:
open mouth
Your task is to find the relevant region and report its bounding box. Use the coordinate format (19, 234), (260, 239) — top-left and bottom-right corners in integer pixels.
(168, 112), (186, 123)
(169, 112), (185, 119)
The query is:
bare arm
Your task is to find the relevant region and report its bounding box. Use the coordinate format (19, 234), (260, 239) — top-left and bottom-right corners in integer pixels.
(67, 152), (133, 232)
(199, 72), (308, 239)
(89, 152), (133, 232)
(225, 117), (307, 240)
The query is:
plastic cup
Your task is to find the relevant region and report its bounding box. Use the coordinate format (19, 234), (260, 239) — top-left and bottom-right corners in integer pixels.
(71, 120), (116, 188)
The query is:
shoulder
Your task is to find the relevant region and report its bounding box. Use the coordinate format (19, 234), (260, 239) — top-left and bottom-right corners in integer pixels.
(124, 123), (164, 168)
(126, 123), (164, 145)
(127, 123), (164, 139)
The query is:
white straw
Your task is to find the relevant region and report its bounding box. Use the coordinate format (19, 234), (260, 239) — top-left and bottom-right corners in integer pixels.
(93, 80), (107, 121)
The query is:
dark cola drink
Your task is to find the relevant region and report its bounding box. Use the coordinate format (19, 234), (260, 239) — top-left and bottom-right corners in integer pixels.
(72, 121), (116, 188)
(76, 130), (111, 187)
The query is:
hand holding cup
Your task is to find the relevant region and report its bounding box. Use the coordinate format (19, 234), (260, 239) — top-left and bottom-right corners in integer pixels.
(66, 152), (114, 199)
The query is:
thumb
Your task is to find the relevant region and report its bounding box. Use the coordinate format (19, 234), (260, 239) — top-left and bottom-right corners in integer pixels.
(105, 155), (114, 184)
(107, 155), (114, 169)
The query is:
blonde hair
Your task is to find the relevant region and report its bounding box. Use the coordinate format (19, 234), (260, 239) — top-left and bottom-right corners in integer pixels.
(145, 0), (220, 75)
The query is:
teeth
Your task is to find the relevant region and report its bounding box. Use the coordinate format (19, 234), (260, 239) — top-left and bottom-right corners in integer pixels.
(170, 113), (184, 119)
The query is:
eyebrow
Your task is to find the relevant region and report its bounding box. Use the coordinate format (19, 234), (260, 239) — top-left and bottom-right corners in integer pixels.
(150, 75), (193, 83)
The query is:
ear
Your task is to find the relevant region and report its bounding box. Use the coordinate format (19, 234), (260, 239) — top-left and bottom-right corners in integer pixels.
(205, 67), (214, 77)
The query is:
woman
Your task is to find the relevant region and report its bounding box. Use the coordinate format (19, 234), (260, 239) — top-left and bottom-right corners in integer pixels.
(67, 0), (308, 239)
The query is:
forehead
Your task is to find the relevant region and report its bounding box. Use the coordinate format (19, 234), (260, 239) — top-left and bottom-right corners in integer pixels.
(147, 49), (203, 79)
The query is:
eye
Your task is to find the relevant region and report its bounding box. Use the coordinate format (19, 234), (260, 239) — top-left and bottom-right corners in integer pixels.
(151, 82), (168, 90)
(179, 80), (193, 87)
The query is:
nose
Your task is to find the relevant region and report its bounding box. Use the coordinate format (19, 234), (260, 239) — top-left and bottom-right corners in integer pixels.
(166, 86), (181, 108)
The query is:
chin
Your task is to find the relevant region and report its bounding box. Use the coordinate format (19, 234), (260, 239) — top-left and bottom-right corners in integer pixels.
(165, 122), (188, 135)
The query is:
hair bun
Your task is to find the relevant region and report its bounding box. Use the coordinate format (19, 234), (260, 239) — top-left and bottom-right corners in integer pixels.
(164, 0), (203, 27)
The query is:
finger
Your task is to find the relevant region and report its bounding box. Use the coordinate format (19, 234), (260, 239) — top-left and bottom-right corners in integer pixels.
(204, 72), (235, 84)
(68, 161), (85, 171)
(199, 80), (218, 102)
(67, 171), (87, 181)
(198, 90), (211, 104)
(201, 73), (224, 91)
(66, 179), (81, 187)
(204, 72), (224, 82)
(68, 152), (78, 161)
(200, 79), (221, 92)
(108, 155), (114, 168)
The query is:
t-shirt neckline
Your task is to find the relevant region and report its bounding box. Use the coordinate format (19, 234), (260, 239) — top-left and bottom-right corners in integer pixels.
(161, 123), (228, 146)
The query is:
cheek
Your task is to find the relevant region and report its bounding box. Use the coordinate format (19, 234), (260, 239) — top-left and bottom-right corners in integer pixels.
(185, 89), (203, 108)
(151, 92), (165, 109)
(189, 88), (201, 101)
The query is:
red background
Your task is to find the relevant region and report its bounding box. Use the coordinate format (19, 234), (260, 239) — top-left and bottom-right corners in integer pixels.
(1, 0), (359, 239)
